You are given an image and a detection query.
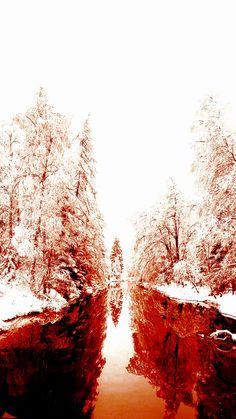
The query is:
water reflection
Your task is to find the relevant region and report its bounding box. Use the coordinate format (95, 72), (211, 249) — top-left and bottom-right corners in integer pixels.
(94, 287), (164, 419)
(0, 290), (107, 419)
(128, 286), (236, 419)
(109, 281), (124, 327)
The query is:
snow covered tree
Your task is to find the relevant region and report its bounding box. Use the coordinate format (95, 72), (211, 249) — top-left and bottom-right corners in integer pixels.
(75, 116), (96, 202)
(0, 123), (25, 280)
(110, 237), (123, 279)
(0, 88), (107, 295)
(192, 95), (236, 220)
(11, 88), (72, 291)
(130, 181), (193, 285)
(60, 116), (107, 289)
(190, 96), (236, 293)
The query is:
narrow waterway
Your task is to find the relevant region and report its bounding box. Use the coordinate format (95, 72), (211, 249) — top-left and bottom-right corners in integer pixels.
(0, 284), (235, 418)
(94, 283), (195, 419)
(94, 286), (165, 419)
(127, 285), (236, 418)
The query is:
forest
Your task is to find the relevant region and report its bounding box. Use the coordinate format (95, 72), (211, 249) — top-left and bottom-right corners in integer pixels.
(130, 96), (236, 296)
(0, 88), (107, 303)
(0, 91), (236, 303)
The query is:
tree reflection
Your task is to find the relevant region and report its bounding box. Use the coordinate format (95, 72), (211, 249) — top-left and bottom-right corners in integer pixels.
(0, 290), (107, 419)
(128, 287), (236, 418)
(109, 281), (123, 327)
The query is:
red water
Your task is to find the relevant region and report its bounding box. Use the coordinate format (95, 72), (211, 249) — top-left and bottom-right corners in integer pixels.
(0, 285), (235, 418)
(94, 288), (195, 419)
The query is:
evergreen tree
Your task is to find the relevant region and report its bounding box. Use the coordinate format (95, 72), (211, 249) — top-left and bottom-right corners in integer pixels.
(110, 237), (123, 278)
(67, 116), (107, 288)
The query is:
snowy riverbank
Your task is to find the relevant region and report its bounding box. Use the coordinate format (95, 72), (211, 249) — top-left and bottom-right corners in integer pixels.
(155, 282), (236, 319)
(0, 281), (108, 333)
(0, 283), (70, 332)
(138, 281), (236, 320)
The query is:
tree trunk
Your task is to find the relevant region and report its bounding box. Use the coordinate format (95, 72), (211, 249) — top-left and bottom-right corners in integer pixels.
(31, 135), (53, 292)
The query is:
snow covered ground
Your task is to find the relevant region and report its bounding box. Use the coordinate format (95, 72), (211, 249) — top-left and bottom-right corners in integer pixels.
(0, 283), (68, 331)
(1, 279), (235, 334)
(155, 282), (236, 319)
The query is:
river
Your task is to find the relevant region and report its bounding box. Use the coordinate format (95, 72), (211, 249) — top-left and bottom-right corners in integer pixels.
(0, 283), (235, 418)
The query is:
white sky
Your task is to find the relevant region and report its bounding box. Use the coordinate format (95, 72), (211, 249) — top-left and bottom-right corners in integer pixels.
(1, 0), (236, 256)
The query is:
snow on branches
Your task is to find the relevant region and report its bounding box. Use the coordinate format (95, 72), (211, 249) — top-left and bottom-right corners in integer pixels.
(131, 96), (236, 295)
(0, 88), (107, 296)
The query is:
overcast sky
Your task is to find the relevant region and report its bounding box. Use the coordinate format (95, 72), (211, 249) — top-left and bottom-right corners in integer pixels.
(1, 0), (236, 255)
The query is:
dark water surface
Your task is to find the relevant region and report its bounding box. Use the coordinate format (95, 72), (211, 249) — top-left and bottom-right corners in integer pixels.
(0, 284), (236, 418)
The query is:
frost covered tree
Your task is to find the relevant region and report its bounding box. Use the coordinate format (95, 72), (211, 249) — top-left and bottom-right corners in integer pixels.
(130, 97), (236, 292)
(130, 181), (193, 285)
(110, 237), (123, 279)
(192, 96), (236, 218)
(11, 88), (72, 291)
(0, 123), (25, 280)
(0, 88), (107, 295)
(59, 116), (107, 289)
(191, 96), (236, 293)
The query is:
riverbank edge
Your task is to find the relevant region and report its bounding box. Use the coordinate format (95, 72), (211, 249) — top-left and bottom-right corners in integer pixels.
(0, 284), (108, 336)
(135, 281), (236, 320)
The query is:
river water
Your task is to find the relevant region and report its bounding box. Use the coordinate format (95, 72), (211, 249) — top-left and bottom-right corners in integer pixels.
(0, 283), (236, 418)
(94, 286), (165, 419)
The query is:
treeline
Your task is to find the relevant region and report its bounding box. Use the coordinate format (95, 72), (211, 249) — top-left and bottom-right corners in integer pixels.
(0, 88), (107, 296)
(130, 96), (236, 295)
